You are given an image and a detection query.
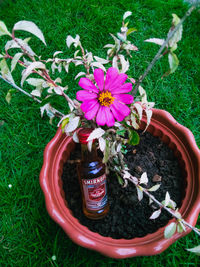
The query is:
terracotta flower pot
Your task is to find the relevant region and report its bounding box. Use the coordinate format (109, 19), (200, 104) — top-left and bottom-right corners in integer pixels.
(40, 108), (200, 258)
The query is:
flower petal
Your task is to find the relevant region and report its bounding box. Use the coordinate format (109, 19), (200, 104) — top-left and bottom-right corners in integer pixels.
(110, 105), (125, 121)
(76, 90), (97, 101)
(104, 67), (119, 90)
(94, 68), (104, 91)
(85, 103), (100, 120)
(96, 106), (106, 126)
(113, 94), (134, 104)
(110, 82), (133, 94)
(112, 99), (131, 118)
(104, 107), (115, 127)
(80, 99), (98, 112)
(109, 73), (128, 91)
(78, 77), (99, 93)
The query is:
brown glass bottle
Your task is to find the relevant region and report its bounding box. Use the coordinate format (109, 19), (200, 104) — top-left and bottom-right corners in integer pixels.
(77, 128), (109, 220)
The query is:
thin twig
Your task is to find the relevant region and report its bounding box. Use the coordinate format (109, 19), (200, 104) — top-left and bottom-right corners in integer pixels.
(133, 5), (196, 95)
(0, 74), (64, 118)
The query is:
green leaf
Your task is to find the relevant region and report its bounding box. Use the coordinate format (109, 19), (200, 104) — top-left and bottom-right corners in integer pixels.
(5, 89), (16, 104)
(128, 129), (140, 145)
(116, 174), (124, 186)
(164, 222), (177, 239)
(13, 21), (46, 45)
(168, 52), (179, 73)
(103, 140), (110, 163)
(61, 118), (69, 133)
(0, 21), (11, 37)
(126, 27), (137, 36)
(116, 129), (126, 137)
(186, 245), (200, 256)
(0, 59), (15, 84)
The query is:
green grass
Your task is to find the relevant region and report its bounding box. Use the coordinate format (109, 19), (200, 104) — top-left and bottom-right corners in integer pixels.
(0, 0), (200, 266)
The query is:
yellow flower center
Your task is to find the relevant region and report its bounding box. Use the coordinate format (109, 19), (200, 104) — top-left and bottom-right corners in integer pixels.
(98, 91), (115, 107)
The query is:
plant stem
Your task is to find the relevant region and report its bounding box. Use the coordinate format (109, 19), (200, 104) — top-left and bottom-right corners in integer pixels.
(133, 5), (196, 95)
(0, 74), (64, 118)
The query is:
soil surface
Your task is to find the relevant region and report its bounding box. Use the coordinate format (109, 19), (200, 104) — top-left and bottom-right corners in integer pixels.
(61, 131), (185, 239)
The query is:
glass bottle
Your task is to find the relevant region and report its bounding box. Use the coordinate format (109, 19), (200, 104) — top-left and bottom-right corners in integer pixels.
(77, 128), (109, 219)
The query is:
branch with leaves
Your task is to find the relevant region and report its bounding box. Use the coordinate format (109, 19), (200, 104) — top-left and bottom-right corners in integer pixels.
(1, 3), (200, 256)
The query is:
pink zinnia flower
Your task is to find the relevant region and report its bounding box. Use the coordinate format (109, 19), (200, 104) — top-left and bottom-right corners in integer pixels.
(76, 67), (134, 127)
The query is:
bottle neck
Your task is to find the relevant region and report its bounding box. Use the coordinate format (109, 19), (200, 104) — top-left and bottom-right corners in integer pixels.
(81, 143), (98, 162)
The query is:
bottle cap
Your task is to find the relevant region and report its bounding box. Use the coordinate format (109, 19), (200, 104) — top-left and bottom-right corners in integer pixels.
(78, 128), (94, 144)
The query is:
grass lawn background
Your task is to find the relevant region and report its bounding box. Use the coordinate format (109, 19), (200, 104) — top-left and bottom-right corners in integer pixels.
(0, 0), (200, 266)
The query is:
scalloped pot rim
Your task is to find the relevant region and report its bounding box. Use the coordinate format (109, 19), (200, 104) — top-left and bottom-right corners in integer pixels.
(40, 108), (200, 259)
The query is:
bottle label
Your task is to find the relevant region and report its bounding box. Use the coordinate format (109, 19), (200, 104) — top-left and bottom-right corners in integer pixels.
(82, 174), (107, 211)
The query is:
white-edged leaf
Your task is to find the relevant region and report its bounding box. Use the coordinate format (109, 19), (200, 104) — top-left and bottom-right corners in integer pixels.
(75, 72), (86, 80)
(144, 109), (152, 132)
(54, 86), (63, 95)
(103, 44), (114, 48)
(94, 56), (109, 64)
(87, 140), (93, 152)
(136, 186), (143, 201)
(148, 184), (161, 192)
(164, 192), (170, 207)
(65, 116), (80, 133)
(145, 38), (165, 46)
(138, 85), (147, 103)
(168, 52), (179, 73)
(11, 52), (23, 72)
(134, 103), (143, 120)
(169, 14), (182, 47)
(13, 20), (46, 45)
(140, 172), (148, 185)
(87, 128), (105, 142)
(0, 58), (15, 84)
(177, 221), (186, 233)
(123, 170), (131, 179)
(40, 103), (55, 118)
(150, 209), (161, 219)
(123, 11), (132, 21)
(31, 89), (41, 97)
(53, 51), (63, 57)
(26, 78), (45, 86)
(164, 222), (177, 239)
(112, 56), (118, 70)
(91, 62), (106, 72)
(131, 113), (140, 129)
(21, 61), (46, 86)
(66, 35), (80, 48)
(72, 131), (79, 143)
(187, 245), (200, 256)
(119, 55), (129, 73)
(5, 38), (35, 57)
(116, 143), (122, 153)
(98, 137), (106, 152)
(0, 21), (11, 36)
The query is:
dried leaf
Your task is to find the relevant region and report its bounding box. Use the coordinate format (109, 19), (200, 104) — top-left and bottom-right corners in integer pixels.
(103, 140), (110, 163)
(13, 20), (46, 45)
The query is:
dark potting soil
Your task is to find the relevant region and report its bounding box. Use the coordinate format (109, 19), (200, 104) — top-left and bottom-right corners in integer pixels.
(61, 131), (185, 239)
